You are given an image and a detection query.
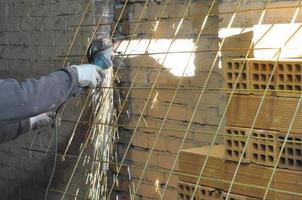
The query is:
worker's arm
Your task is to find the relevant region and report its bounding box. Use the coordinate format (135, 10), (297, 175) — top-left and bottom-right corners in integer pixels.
(0, 68), (80, 123)
(0, 39), (112, 143)
(0, 64), (104, 143)
(0, 120), (30, 144)
(0, 113), (55, 144)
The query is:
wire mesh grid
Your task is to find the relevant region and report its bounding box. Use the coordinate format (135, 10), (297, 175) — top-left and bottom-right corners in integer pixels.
(33, 0), (302, 199)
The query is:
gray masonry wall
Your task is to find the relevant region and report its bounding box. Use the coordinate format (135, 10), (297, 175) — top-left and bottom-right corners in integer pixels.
(0, 0), (109, 199)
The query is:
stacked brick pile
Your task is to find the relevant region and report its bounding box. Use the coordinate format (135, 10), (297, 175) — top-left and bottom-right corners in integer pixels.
(178, 54), (302, 199)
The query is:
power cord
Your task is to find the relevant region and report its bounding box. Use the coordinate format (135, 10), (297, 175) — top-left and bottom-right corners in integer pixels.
(43, 113), (59, 200)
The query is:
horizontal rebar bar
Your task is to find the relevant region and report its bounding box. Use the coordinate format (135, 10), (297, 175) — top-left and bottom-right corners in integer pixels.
(58, 47), (302, 58)
(59, 119), (302, 145)
(97, 86), (302, 94)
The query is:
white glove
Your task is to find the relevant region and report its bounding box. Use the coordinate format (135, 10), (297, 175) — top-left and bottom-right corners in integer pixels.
(72, 64), (105, 88)
(29, 112), (56, 130)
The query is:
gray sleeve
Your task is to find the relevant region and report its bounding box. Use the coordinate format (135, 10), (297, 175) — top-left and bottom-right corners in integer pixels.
(0, 68), (80, 123)
(0, 120), (30, 144)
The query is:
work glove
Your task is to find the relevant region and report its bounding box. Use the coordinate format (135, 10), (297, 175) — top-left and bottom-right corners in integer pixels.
(29, 112), (57, 130)
(72, 38), (112, 89)
(72, 64), (105, 88)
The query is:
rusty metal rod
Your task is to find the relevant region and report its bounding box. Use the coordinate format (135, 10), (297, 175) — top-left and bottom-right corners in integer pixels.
(59, 119), (302, 144)
(58, 47), (302, 57)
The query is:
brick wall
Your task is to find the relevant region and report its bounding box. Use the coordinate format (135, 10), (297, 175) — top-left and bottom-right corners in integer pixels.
(3, 0), (301, 199)
(0, 0), (112, 199)
(113, 0), (224, 199)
